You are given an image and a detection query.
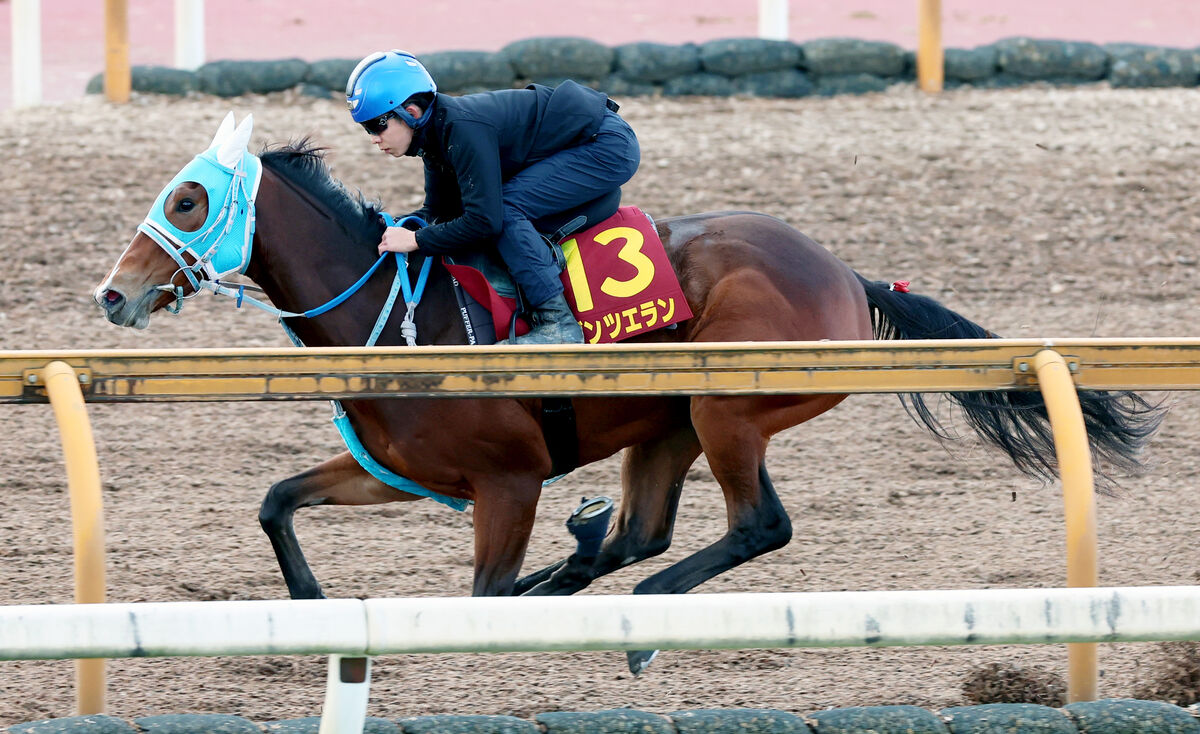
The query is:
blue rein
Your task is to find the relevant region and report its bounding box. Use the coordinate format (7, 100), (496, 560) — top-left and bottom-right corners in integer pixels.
(272, 214), (468, 511)
(296, 214), (432, 329)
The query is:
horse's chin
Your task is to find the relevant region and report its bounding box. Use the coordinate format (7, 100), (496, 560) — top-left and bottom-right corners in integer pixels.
(104, 309), (152, 330)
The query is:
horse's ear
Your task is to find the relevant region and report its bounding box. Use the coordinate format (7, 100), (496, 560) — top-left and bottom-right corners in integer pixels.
(207, 111), (237, 151)
(216, 113), (254, 169)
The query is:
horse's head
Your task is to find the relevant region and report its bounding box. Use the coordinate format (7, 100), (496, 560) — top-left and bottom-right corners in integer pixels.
(94, 112), (261, 328)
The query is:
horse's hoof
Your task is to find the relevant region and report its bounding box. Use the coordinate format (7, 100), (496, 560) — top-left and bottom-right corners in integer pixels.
(626, 649), (658, 676)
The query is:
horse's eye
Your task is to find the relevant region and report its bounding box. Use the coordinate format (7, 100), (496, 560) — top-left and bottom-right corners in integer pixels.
(178, 199), (195, 213)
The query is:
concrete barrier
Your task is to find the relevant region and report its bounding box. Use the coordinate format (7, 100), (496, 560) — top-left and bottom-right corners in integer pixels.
(84, 36), (1200, 101)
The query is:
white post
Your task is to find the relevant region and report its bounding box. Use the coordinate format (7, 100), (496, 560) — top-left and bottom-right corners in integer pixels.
(174, 0), (205, 70)
(11, 0), (43, 108)
(318, 655), (370, 734)
(757, 0), (788, 40)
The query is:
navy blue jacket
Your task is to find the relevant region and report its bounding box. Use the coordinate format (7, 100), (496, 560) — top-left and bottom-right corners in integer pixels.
(406, 81), (613, 254)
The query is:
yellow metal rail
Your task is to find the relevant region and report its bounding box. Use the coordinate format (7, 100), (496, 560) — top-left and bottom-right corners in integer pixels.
(5, 339), (1200, 404)
(42, 362), (107, 715)
(918, 0), (944, 93)
(1033, 350), (1099, 702)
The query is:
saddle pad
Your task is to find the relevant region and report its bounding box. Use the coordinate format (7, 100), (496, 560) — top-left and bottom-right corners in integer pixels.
(444, 206), (691, 344)
(561, 206), (692, 343)
(444, 262), (530, 343)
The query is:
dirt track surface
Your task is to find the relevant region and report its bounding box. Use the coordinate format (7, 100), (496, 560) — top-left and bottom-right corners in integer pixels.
(0, 84), (1198, 725)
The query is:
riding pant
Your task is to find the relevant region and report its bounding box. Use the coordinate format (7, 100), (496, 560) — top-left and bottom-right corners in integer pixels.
(495, 110), (640, 307)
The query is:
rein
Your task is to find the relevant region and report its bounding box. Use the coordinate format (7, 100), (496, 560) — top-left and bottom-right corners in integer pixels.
(138, 150), (261, 311)
(144, 149), (433, 345)
(137, 122), (469, 511)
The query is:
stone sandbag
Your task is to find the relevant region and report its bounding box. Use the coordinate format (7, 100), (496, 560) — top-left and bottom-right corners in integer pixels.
(737, 70), (815, 98)
(397, 714), (538, 733)
(537, 709), (675, 733)
(800, 39), (907, 78)
(196, 59), (310, 97)
(132, 713), (261, 732)
(305, 58), (357, 92)
(699, 39), (802, 76)
(1104, 44), (1199, 88)
(614, 42), (701, 83)
(501, 38), (614, 80)
(87, 66), (199, 96)
(816, 73), (891, 97)
(671, 707), (813, 733)
(419, 51), (517, 92)
(663, 72), (738, 97)
(945, 47), (998, 82)
(941, 703), (1075, 733)
(993, 38), (1108, 81)
(1063, 698), (1200, 734)
(603, 75), (660, 97)
(262, 715), (400, 732)
(9, 715), (136, 734)
(805, 704), (949, 733)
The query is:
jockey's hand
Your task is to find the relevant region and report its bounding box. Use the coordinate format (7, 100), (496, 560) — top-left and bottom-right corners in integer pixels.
(378, 226), (419, 254)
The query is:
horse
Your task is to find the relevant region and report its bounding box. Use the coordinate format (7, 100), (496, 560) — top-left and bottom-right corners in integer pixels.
(93, 114), (1161, 674)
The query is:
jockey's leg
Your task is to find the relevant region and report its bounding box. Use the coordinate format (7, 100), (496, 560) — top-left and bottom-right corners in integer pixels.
(496, 112), (640, 344)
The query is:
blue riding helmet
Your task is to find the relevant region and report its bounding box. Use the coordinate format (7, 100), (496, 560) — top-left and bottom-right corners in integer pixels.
(346, 50), (437, 128)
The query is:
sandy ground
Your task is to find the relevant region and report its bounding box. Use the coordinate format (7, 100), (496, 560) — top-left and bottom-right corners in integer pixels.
(0, 83), (1198, 726)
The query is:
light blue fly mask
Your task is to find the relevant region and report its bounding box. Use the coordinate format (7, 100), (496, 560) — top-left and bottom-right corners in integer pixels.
(137, 112), (263, 299)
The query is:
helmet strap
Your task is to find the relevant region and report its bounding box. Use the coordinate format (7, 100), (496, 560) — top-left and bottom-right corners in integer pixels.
(397, 98), (435, 130)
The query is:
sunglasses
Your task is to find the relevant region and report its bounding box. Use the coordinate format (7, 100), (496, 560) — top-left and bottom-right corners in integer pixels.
(361, 111), (398, 136)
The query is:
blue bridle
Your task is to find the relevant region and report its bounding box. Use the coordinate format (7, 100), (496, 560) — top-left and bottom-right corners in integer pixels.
(136, 145), (433, 339)
(137, 148), (262, 305)
(134, 116), (463, 509)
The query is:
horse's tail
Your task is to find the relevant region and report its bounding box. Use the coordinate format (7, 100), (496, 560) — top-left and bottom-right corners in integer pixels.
(854, 273), (1164, 487)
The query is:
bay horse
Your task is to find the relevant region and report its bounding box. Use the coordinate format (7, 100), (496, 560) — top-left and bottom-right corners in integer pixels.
(94, 114), (1160, 673)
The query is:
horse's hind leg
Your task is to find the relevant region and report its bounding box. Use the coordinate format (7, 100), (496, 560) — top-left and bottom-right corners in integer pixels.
(259, 451), (421, 599)
(516, 425), (702, 596)
(623, 394), (842, 672)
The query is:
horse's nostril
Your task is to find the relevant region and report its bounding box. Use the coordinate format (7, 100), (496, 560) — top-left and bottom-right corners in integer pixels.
(102, 289), (125, 308)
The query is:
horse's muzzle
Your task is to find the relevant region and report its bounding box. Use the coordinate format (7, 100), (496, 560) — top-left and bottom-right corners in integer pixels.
(94, 287), (151, 329)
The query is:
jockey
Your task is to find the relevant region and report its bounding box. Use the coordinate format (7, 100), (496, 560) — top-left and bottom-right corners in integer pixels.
(346, 50), (641, 344)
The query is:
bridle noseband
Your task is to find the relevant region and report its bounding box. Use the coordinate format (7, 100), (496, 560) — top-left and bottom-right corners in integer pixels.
(136, 146), (431, 344)
(137, 148), (263, 313)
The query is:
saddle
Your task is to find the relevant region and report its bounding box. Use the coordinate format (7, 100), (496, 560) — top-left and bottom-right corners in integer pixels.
(444, 189), (693, 346)
(444, 189), (622, 343)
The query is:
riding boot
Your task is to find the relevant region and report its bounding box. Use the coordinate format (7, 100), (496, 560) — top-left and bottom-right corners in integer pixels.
(501, 293), (584, 345)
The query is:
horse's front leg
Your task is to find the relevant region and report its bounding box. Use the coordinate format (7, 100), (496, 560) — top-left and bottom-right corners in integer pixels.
(469, 477), (543, 596)
(259, 451), (421, 599)
(515, 425), (702, 596)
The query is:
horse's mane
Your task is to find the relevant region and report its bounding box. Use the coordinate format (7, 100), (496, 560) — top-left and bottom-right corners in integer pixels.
(258, 139), (383, 246)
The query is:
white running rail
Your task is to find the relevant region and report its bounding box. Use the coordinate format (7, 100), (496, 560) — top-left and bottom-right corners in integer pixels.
(4, 587), (1199, 659)
(5, 587), (1199, 732)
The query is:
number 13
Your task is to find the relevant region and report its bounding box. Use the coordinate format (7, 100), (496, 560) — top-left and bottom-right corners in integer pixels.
(562, 226), (656, 312)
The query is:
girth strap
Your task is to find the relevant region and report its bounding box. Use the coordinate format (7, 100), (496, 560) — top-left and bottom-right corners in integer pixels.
(542, 397), (579, 477)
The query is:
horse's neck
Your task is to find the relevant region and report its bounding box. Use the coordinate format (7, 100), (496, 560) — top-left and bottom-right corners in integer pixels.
(244, 172), (462, 347)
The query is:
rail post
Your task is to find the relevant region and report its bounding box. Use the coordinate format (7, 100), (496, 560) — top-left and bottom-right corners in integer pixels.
(917, 0), (943, 92)
(757, 0), (788, 40)
(174, 0), (206, 70)
(319, 655), (371, 733)
(11, 0), (43, 108)
(104, 0), (130, 103)
(1031, 349), (1098, 702)
(42, 361), (108, 714)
